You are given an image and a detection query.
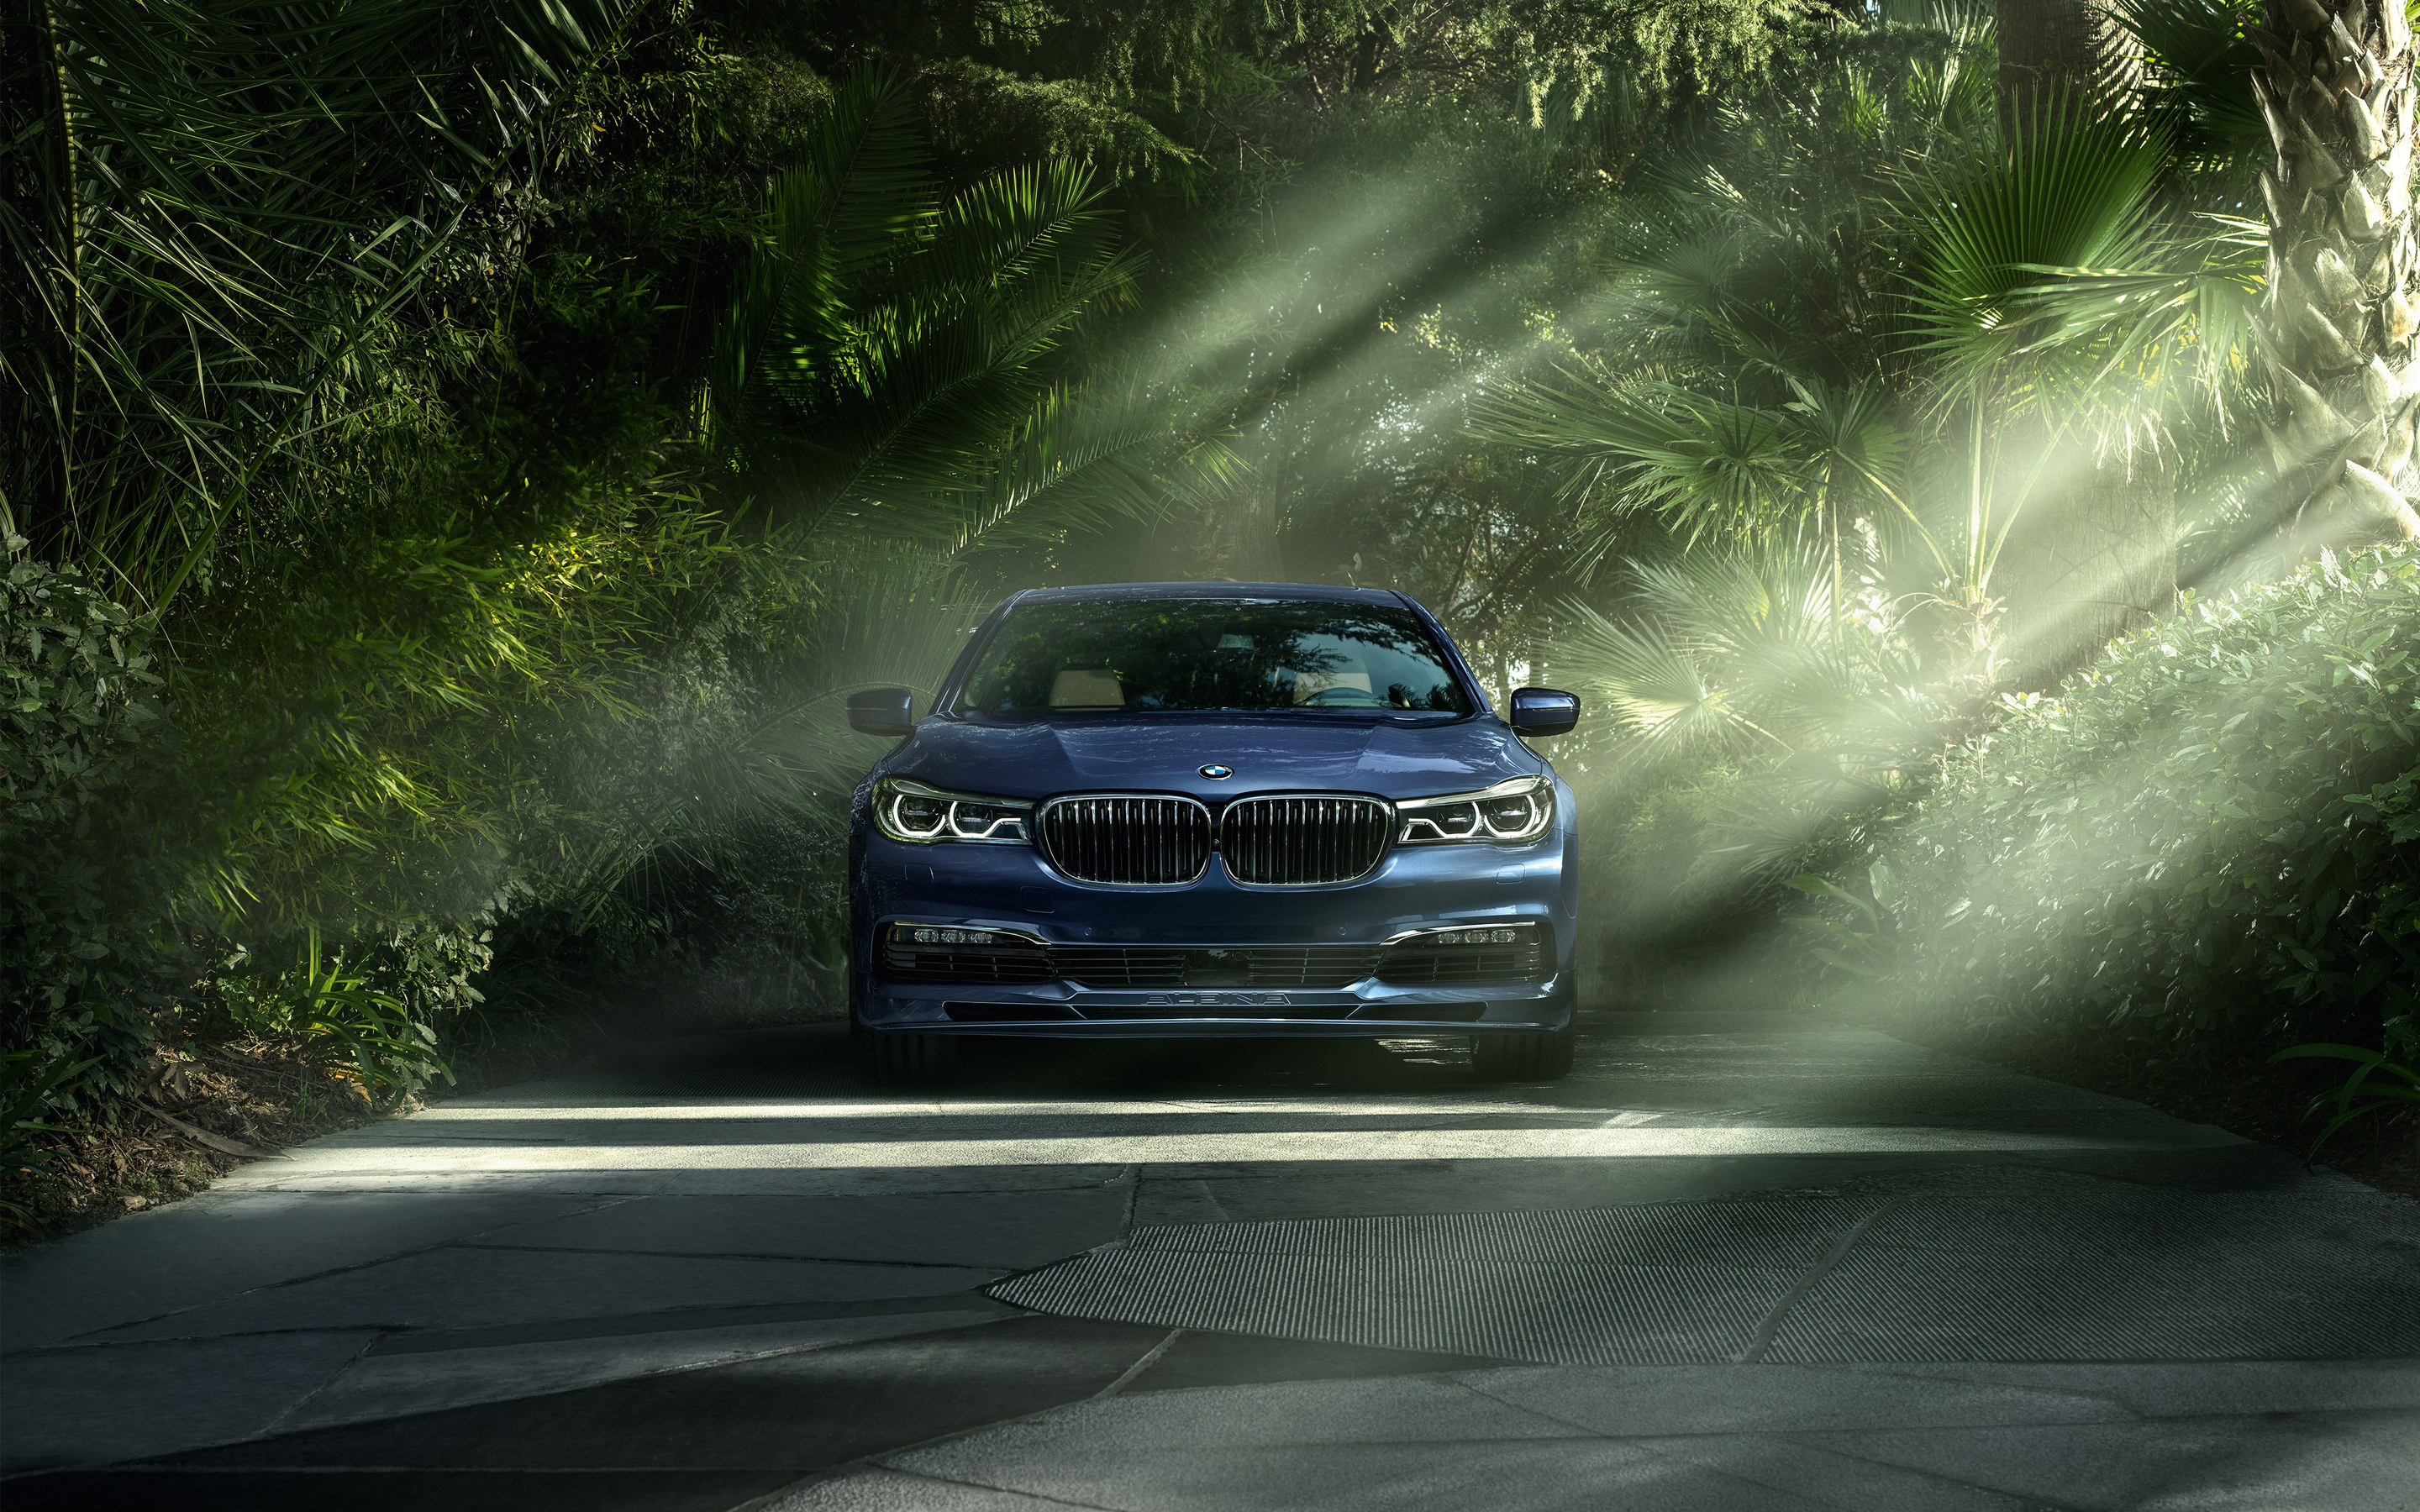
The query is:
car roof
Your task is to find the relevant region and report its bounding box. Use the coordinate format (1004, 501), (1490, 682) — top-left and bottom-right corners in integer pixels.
(1012, 580), (1411, 607)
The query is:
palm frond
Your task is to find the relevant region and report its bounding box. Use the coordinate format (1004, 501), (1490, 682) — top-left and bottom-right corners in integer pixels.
(719, 74), (1186, 555)
(1548, 542), (1935, 784)
(2108, 0), (2265, 165)
(1473, 368), (1811, 560)
(5, 0), (637, 604)
(1902, 100), (2172, 392)
(1552, 604), (1762, 759)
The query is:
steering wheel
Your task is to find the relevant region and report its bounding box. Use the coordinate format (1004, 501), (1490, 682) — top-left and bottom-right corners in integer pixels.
(1302, 685), (1388, 706)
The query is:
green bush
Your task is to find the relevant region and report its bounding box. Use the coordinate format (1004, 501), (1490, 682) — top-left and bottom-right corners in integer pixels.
(1844, 545), (2420, 1053)
(0, 551), (181, 1125)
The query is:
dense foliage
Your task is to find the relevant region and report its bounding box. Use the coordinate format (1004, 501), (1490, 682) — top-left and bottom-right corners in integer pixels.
(1, 2), (1195, 1176)
(5, 0), (2418, 1215)
(1825, 545), (2419, 1050)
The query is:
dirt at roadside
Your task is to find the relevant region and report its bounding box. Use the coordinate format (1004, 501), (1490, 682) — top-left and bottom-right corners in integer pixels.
(1944, 1029), (2418, 1200)
(3, 1037), (384, 1253)
(3, 984), (844, 1254)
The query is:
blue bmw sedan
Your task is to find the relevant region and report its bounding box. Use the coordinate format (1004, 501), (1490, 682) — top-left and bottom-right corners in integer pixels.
(844, 581), (1581, 1084)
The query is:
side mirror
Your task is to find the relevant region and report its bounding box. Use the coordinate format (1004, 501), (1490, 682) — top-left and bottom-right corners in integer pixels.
(1508, 687), (1580, 737)
(848, 687), (916, 738)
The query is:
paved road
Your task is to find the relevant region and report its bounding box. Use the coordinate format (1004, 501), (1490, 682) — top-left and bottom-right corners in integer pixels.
(4, 1011), (2416, 1510)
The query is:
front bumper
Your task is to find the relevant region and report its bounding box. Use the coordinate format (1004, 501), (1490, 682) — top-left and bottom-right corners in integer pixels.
(850, 826), (1577, 1037)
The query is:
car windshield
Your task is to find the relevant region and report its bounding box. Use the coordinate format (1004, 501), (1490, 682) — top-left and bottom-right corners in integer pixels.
(955, 597), (1474, 717)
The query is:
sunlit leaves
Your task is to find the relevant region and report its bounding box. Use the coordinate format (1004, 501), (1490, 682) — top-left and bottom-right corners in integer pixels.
(1902, 102), (2171, 383)
(1895, 92), (2261, 447)
(1854, 545), (2420, 1047)
(1550, 543), (1933, 780)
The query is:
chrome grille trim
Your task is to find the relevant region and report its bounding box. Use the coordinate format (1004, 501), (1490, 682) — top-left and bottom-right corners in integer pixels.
(1219, 793), (1393, 886)
(1035, 795), (1213, 885)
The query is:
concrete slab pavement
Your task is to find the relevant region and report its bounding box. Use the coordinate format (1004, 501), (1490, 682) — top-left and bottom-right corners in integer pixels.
(1, 1010), (2412, 1510)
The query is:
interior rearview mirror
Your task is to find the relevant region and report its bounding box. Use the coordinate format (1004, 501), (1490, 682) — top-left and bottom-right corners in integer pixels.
(848, 687), (916, 738)
(1507, 687), (1580, 737)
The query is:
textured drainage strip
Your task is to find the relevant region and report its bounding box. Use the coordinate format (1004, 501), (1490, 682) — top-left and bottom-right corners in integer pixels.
(987, 1190), (2420, 1366)
(989, 1198), (1883, 1365)
(1767, 1188), (2420, 1362)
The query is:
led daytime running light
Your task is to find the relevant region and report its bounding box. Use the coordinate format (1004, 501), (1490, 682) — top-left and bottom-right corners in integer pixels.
(1396, 776), (1553, 844)
(876, 778), (1033, 844)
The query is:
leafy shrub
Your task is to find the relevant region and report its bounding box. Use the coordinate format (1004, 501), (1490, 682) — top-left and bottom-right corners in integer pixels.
(0, 549), (182, 1123)
(2274, 1013), (2419, 1159)
(1840, 545), (2419, 1053)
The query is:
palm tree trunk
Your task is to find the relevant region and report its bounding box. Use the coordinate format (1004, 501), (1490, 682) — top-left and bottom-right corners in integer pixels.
(2253, 0), (2420, 553)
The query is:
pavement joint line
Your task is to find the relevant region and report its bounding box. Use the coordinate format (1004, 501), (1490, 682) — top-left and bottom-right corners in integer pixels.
(1802, 1361), (2151, 1416)
(865, 1462), (1126, 1511)
(444, 1242), (1015, 1272)
(1116, 1163), (1140, 1239)
(360, 1292), (1008, 1355)
(1760, 1430), (2103, 1511)
(1434, 1371), (1628, 1439)
(29, 1294), (1007, 1357)
(1089, 1327), (1184, 1399)
(1733, 1199), (1896, 1365)
(12, 1325), (385, 1356)
(57, 1194), (644, 1347)
(254, 1331), (384, 1439)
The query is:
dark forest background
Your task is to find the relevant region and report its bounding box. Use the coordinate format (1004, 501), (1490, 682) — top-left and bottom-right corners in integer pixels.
(5, 0), (2415, 1219)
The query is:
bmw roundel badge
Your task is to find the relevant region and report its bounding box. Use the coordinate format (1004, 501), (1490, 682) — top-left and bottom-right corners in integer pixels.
(1199, 764), (1234, 780)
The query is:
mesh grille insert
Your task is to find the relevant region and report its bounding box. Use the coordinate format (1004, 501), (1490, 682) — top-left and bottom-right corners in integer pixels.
(1053, 945), (1384, 989)
(881, 937), (1054, 984)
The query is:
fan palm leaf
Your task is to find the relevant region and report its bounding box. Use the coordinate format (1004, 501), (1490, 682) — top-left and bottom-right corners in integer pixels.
(1473, 371), (1809, 547)
(1553, 545), (1896, 769)
(1901, 100), (2174, 396)
(717, 71), (1211, 556)
(2110, 0), (2265, 165)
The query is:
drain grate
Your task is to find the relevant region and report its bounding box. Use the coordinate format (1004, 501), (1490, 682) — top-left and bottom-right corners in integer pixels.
(1766, 1188), (2420, 1362)
(988, 1189), (2420, 1366)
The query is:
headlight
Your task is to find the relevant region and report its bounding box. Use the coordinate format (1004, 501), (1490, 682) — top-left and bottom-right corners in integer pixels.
(875, 777), (1033, 844)
(1397, 775), (1554, 844)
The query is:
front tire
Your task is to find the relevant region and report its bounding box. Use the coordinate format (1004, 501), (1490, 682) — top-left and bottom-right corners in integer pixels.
(852, 1019), (960, 1086)
(1472, 1026), (1574, 1082)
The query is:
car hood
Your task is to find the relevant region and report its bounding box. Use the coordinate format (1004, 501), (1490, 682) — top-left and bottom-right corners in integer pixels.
(881, 714), (1544, 802)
